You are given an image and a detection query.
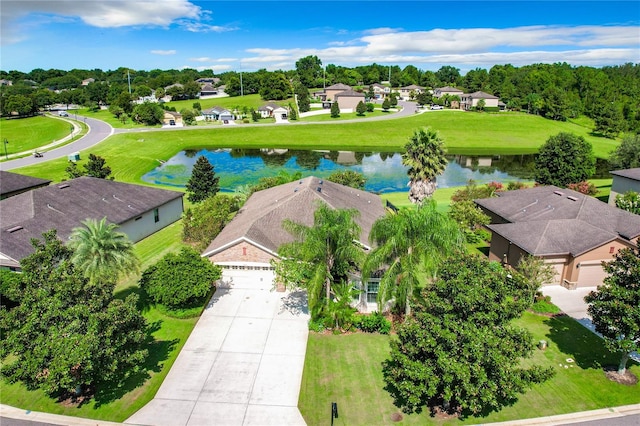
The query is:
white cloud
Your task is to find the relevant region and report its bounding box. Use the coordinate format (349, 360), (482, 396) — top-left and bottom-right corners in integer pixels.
(189, 64), (233, 72)
(179, 21), (238, 33)
(189, 57), (238, 63)
(151, 50), (177, 55)
(237, 25), (640, 70)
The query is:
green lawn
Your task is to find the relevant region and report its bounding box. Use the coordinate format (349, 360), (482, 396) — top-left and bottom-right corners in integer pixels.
(0, 220), (196, 422)
(300, 110), (390, 122)
(14, 112), (620, 185)
(0, 116), (72, 155)
(299, 312), (640, 426)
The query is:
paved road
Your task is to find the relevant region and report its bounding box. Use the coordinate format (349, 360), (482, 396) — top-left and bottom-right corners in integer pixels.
(0, 115), (113, 171)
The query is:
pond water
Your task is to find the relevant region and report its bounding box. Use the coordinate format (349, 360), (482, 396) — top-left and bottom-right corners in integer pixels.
(141, 149), (608, 193)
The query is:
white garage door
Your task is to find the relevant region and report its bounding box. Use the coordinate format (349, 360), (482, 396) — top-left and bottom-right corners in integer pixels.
(219, 266), (275, 290)
(577, 262), (608, 287)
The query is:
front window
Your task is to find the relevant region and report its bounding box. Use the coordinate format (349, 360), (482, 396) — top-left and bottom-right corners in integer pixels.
(154, 208), (159, 223)
(366, 281), (379, 304)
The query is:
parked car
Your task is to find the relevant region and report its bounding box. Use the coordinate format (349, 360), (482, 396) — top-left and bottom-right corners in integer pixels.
(58, 111), (69, 117)
(430, 105), (443, 110)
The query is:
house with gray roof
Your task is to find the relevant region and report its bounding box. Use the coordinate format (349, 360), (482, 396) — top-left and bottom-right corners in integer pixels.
(202, 106), (234, 122)
(334, 90), (366, 112)
(0, 177), (183, 270)
(202, 176), (389, 311)
(609, 168), (640, 205)
(0, 171), (51, 200)
(475, 185), (640, 288)
(460, 91), (500, 110)
(398, 84), (425, 100)
(433, 86), (463, 98)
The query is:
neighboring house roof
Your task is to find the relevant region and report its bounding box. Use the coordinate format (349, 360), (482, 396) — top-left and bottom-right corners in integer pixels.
(401, 85), (424, 90)
(611, 168), (640, 181)
(258, 102), (281, 111)
(464, 91), (499, 99)
(335, 90), (365, 98)
(0, 177), (184, 268)
(436, 86), (463, 92)
(200, 83), (217, 92)
(325, 83), (352, 91)
(202, 106), (231, 115)
(203, 176), (388, 258)
(0, 171), (51, 199)
(164, 111), (182, 118)
(476, 185), (640, 257)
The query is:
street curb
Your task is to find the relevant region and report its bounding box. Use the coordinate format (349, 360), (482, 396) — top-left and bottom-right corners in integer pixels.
(478, 403), (640, 425)
(1, 403), (128, 425)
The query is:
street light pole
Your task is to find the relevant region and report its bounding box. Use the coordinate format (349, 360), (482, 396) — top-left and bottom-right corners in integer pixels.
(70, 124), (74, 141)
(3, 138), (8, 160)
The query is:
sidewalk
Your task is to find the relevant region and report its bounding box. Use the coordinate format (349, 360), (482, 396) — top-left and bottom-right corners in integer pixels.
(1, 404), (123, 425)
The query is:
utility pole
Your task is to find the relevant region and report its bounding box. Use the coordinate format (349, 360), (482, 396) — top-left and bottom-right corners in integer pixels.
(127, 69), (132, 94)
(240, 71), (244, 97)
(3, 138), (8, 160)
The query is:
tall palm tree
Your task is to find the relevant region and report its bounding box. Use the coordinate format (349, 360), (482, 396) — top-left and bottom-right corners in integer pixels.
(69, 217), (140, 283)
(363, 200), (463, 316)
(279, 203), (363, 318)
(402, 127), (448, 204)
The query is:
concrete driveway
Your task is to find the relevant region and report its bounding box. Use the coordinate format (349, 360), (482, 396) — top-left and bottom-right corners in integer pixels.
(126, 274), (309, 426)
(541, 285), (597, 332)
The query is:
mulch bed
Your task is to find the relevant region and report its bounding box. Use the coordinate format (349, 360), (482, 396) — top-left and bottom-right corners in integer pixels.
(604, 367), (638, 386)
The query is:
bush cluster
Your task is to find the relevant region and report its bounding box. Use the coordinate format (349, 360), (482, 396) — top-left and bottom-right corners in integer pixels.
(354, 312), (391, 334)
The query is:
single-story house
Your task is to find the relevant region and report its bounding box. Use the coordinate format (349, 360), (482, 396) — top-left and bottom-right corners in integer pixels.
(460, 91), (500, 110)
(0, 171), (51, 200)
(334, 90), (366, 112)
(398, 84), (425, 100)
(202, 106), (234, 122)
(200, 83), (218, 97)
(257, 102), (287, 119)
(0, 177), (184, 271)
(433, 86), (463, 98)
(81, 78), (95, 86)
(609, 168), (640, 205)
(202, 176), (389, 312)
(163, 111), (183, 126)
(475, 185), (640, 289)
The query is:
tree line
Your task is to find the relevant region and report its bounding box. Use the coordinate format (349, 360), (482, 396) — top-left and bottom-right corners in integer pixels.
(2, 60), (639, 136)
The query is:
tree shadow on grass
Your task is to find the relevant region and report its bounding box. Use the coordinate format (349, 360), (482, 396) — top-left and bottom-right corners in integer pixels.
(92, 320), (179, 407)
(113, 285), (152, 314)
(544, 315), (616, 370)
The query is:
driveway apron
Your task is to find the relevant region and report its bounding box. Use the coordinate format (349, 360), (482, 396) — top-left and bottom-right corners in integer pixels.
(126, 274), (309, 426)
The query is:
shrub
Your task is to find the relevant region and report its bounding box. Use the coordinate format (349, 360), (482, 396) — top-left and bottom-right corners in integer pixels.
(507, 181), (527, 190)
(567, 181), (598, 195)
(308, 318), (325, 332)
(355, 311), (391, 334)
(366, 103), (375, 112)
(140, 247), (221, 310)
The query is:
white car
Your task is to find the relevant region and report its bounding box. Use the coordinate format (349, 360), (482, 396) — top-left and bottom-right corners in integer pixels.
(58, 111), (69, 117)
(430, 105), (443, 110)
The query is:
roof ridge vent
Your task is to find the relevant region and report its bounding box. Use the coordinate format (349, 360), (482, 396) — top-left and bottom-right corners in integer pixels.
(553, 190), (564, 196)
(58, 183), (70, 189)
(567, 196), (578, 201)
(7, 225), (23, 233)
(113, 194), (123, 201)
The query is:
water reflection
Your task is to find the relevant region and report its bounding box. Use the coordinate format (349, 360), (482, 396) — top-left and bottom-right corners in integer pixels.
(141, 149), (608, 193)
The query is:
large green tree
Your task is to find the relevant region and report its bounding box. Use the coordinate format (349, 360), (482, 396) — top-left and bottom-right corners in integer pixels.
(132, 101), (163, 125)
(585, 247), (640, 375)
(609, 134), (640, 170)
(534, 132), (596, 187)
(402, 127), (448, 204)
(363, 201), (463, 315)
(276, 203), (364, 319)
(69, 217), (139, 284)
(383, 254), (554, 416)
(84, 153), (113, 179)
(326, 170), (367, 190)
(182, 194), (237, 251)
(295, 55), (323, 88)
(0, 230), (147, 398)
(186, 155), (220, 203)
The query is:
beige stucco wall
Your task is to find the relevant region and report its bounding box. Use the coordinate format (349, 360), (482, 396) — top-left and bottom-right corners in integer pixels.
(209, 240), (277, 265)
(564, 239), (634, 283)
(335, 96), (364, 111)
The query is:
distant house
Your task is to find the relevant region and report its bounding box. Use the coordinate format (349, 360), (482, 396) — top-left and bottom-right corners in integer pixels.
(200, 83), (218, 97)
(398, 84), (425, 100)
(0, 171), (51, 200)
(202, 106), (234, 122)
(315, 83), (352, 101)
(609, 168), (640, 205)
(202, 176), (389, 312)
(0, 79), (13, 86)
(369, 83), (390, 99)
(257, 102), (287, 119)
(433, 86), (463, 98)
(475, 185), (640, 289)
(334, 90), (366, 112)
(0, 177), (184, 271)
(163, 111), (183, 127)
(460, 91), (500, 110)
(81, 78), (95, 86)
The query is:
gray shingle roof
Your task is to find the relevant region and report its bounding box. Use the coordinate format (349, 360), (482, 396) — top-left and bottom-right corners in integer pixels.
(436, 86), (463, 92)
(466, 91), (499, 99)
(334, 90), (365, 98)
(325, 83), (352, 91)
(476, 185), (640, 256)
(0, 171), (51, 197)
(203, 176), (387, 257)
(0, 177), (183, 266)
(611, 168), (640, 181)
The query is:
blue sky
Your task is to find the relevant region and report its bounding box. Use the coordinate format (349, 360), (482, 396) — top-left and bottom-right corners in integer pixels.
(2, 1), (639, 73)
